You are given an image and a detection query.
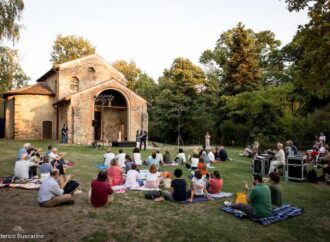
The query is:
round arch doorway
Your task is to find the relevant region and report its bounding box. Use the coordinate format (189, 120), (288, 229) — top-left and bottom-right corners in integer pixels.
(94, 89), (128, 142)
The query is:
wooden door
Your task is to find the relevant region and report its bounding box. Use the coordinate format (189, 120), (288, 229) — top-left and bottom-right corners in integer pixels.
(42, 121), (52, 139)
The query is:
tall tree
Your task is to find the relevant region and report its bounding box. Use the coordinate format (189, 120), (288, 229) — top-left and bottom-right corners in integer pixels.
(50, 34), (96, 64)
(0, 46), (28, 93)
(112, 60), (141, 91)
(283, 0), (330, 99)
(0, 0), (24, 43)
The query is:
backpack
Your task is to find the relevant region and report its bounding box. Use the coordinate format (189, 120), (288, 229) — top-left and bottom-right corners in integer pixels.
(307, 169), (318, 183)
(145, 191), (162, 200)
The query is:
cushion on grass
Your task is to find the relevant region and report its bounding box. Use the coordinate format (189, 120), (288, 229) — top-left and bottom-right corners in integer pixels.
(220, 203), (303, 225)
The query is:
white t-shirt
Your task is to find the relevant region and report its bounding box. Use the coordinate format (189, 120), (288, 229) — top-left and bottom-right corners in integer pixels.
(208, 151), (215, 162)
(319, 135), (326, 143)
(116, 153), (126, 168)
(176, 153), (186, 163)
(48, 152), (58, 163)
(156, 153), (163, 163)
(103, 152), (115, 167)
(146, 171), (160, 182)
(124, 169), (140, 188)
(191, 157), (199, 168)
(192, 177), (205, 196)
(14, 160), (36, 179)
(133, 153), (142, 165)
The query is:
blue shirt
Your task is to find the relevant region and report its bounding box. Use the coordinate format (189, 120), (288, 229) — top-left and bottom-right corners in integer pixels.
(17, 147), (29, 160)
(40, 163), (53, 173)
(147, 156), (160, 168)
(38, 177), (63, 203)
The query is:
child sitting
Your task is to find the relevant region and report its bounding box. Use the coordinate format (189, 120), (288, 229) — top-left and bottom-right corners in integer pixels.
(124, 164), (141, 189)
(145, 164), (160, 189)
(162, 168), (187, 202)
(163, 173), (172, 189)
(207, 170), (223, 194)
(125, 154), (135, 173)
(89, 170), (113, 207)
(189, 170), (208, 202)
(197, 157), (208, 177)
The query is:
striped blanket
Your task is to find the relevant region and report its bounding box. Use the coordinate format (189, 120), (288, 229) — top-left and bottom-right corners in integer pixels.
(220, 203), (303, 225)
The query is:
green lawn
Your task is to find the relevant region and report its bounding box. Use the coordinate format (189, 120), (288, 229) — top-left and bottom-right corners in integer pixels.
(0, 139), (329, 242)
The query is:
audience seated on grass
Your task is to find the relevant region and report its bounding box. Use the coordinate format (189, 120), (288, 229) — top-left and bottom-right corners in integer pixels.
(133, 148), (142, 166)
(269, 172), (282, 207)
(208, 148), (215, 163)
(162, 168), (187, 202)
(163, 150), (173, 164)
(107, 159), (125, 186)
(14, 154), (39, 179)
(201, 151), (210, 164)
(146, 152), (160, 169)
(175, 148), (186, 164)
(241, 141), (259, 158)
(207, 170), (223, 194)
(224, 174), (272, 219)
(103, 148), (115, 167)
(38, 169), (76, 207)
(125, 164), (142, 189)
(188, 170), (209, 203)
(145, 164), (160, 189)
(89, 170), (113, 207)
(40, 157), (53, 181)
(268, 143), (286, 175)
(49, 148), (66, 175)
(186, 153), (199, 170)
(163, 173), (172, 189)
(115, 149), (126, 169)
(44, 145), (53, 160)
(218, 146), (228, 161)
(125, 154), (135, 173)
(199, 145), (207, 157)
(197, 157), (208, 177)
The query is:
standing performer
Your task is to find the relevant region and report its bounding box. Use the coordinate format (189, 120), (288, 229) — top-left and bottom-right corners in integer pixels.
(205, 132), (211, 148)
(61, 124), (68, 144)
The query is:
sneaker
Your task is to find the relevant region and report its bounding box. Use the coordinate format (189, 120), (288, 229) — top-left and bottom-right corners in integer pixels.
(224, 201), (232, 207)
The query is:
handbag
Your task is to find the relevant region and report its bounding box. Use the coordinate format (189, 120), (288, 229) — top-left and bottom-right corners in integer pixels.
(235, 192), (248, 204)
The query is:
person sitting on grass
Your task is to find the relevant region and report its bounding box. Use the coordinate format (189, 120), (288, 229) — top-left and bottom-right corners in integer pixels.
(115, 149), (126, 169)
(38, 169), (75, 207)
(156, 150), (164, 165)
(145, 164), (160, 189)
(89, 170), (113, 207)
(224, 174), (272, 219)
(107, 159), (125, 186)
(188, 170), (209, 202)
(186, 153), (199, 170)
(103, 148), (115, 167)
(197, 156), (208, 177)
(17, 143), (31, 160)
(14, 154), (39, 179)
(133, 147), (142, 166)
(207, 170), (223, 194)
(268, 172), (282, 207)
(40, 157), (53, 181)
(201, 151), (210, 165)
(125, 154), (135, 173)
(146, 151), (160, 169)
(163, 150), (173, 164)
(175, 148), (186, 164)
(207, 148), (215, 163)
(162, 168), (187, 202)
(124, 164), (142, 189)
(48, 147), (67, 175)
(218, 146), (228, 161)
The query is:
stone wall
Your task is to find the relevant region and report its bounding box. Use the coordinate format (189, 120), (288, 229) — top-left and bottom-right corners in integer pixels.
(57, 55), (126, 100)
(13, 95), (56, 140)
(102, 109), (127, 141)
(44, 72), (59, 95)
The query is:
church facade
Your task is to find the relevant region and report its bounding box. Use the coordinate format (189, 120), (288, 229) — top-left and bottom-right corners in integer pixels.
(4, 54), (148, 144)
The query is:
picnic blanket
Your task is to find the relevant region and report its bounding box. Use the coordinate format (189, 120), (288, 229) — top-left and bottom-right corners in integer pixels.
(220, 203), (303, 225)
(163, 163), (180, 167)
(0, 178), (41, 190)
(179, 196), (212, 204)
(208, 192), (233, 199)
(130, 186), (160, 191)
(111, 185), (160, 192)
(96, 164), (108, 170)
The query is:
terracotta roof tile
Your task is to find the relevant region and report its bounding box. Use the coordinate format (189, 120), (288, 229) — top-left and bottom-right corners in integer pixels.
(4, 82), (55, 96)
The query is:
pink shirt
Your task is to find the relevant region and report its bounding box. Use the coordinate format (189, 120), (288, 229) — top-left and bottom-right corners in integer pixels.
(107, 166), (124, 186)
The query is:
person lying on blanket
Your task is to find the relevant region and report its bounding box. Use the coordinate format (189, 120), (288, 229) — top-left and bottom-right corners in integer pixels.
(224, 174), (272, 219)
(145, 164), (161, 189)
(206, 170), (223, 194)
(89, 170), (114, 207)
(162, 168), (187, 202)
(38, 169), (76, 207)
(188, 170), (210, 202)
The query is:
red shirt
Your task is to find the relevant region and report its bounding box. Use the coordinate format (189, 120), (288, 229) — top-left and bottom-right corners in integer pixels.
(208, 178), (223, 194)
(198, 162), (208, 175)
(90, 180), (113, 207)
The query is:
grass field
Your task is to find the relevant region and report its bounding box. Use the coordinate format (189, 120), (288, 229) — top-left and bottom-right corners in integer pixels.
(0, 139), (329, 242)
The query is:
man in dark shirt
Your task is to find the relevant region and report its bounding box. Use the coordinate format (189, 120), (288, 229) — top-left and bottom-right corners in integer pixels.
(219, 146), (228, 161)
(61, 124), (69, 144)
(162, 168), (187, 201)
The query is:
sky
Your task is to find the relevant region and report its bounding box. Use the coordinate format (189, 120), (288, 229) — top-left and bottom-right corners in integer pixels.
(13, 0), (309, 83)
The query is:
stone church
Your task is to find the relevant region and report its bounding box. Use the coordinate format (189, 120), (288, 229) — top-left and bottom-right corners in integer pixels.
(4, 54), (148, 144)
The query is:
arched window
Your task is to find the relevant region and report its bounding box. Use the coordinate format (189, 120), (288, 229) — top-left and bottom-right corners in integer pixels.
(87, 67), (95, 73)
(70, 76), (79, 92)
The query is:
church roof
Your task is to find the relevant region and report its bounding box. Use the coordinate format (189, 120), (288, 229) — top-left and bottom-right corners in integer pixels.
(4, 82), (55, 97)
